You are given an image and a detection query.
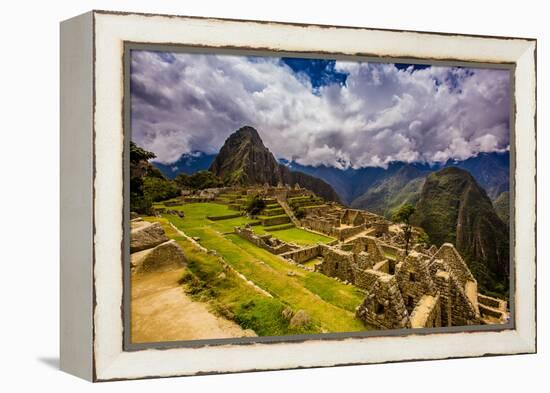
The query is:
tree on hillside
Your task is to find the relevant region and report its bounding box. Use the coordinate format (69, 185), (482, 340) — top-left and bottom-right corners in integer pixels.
(130, 141), (156, 163)
(245, 195), (266, 216)
(129, 142), (179, 214)
(175, 171), (223, 190)
(392, 203), (416, 256)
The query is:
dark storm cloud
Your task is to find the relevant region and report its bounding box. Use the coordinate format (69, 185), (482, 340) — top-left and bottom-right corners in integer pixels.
(130, 50), (510, 168)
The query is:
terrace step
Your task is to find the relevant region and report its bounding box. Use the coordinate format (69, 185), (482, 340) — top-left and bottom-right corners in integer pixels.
(261, 215), (291, 226)
(264, 224), (296, 232)
(276, 198), (301, 227)
(262, 208), (285, 216)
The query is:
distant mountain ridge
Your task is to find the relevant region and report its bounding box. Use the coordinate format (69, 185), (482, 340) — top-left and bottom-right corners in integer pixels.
(152, 151), (216, 180)
(152, 140), (509, 215)
(284, 151), (509, 207)
(208, 126), (341, 202)
(350, 164), (429, 216)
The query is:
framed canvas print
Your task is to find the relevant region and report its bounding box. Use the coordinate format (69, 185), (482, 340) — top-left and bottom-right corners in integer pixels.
(60, 10), (537, 381)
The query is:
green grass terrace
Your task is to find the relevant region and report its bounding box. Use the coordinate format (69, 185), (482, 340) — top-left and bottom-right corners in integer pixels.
(140, 202), (373, 335)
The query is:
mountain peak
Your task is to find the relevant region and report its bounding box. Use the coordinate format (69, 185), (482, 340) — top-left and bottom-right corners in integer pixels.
(229, 126), (264, 146)
(208, 126), (340, 202)
(435, 166), (473, 179)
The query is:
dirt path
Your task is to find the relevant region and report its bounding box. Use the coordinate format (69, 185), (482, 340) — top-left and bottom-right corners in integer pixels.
(131, 269), (253, 343)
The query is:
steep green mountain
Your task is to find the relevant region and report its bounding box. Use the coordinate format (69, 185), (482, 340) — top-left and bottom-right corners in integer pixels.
(412, 167), (509, 295)
(350, 165), (428, 217)
(493, 191), (510, 226)
(209, 126), (340, 202)
(448, 152), (510, 200)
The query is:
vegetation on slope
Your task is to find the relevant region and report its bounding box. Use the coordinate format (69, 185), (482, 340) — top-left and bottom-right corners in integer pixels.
(130, 142), (179, 214)
(174, 170), (223, 190)
(150, 205), (369, 333)
(412, 167), (509, 296)
(493, 191), (510, 226)
(148, 217), (316, 336)
(351, 165), (426, 217)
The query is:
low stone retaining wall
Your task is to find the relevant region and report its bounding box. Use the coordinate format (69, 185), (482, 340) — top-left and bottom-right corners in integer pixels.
(234, 226), (295, 255)
(265, 224), (295, 232)
(262, 215), (291, 226)
(280, 245), (322, 264)
(207, 213), (242, 221)
(335, 224), (365, 241)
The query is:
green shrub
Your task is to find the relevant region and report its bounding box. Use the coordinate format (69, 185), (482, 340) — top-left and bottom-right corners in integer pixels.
(245, 195), (266, 216)
(142, 176), (180, 202)
(175, 170), (223, 190)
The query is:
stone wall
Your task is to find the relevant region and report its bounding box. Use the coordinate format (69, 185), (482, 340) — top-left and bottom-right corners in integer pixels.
(371, 222), (389, 236)
(341, 209), (365, 226)
(362, 236), (386, 263)
(234, 226), (295, 255)
(354, 268), (382, 290)
(334, 224), (366, 241)
(281, 245), (322, 264)
(301, 216), (338, 235)
(446, 273), (480, 326)
(434, 270), (452, 327)
(316, 247), (356, 283)
(356, 273), (409, 329)
(431, 243), (476, 288)
(409, 294), (441, 328)
(395, 252), (438, 314)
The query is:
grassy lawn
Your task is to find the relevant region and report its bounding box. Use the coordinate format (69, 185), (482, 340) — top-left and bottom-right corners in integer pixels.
(158, 212), (369, 333)
(159, 202), (335, 246)
(229, 235), (366, 314)
(145, 217), (318, 336)
(252, 227), (334, 246)
(144, 201), (372, 333)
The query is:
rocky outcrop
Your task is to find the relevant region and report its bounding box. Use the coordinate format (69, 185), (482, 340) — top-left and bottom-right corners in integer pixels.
(210, 126), (282, 185)
(209, 126), (340, 202)
(289, 310), (311, 328)
(132, 239), (186, 274)
(130, 220), (169, 253)
(130, 219), (186, 274)
(493, 191), (510, 226)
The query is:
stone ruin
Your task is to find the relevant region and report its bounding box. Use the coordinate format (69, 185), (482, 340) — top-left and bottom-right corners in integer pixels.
(282, 203), (508, 329)
(234, 225), (298, 255)
(282, 233), (508, 329)
(210, 186), (509, 330)
(301, 207), (391, 242)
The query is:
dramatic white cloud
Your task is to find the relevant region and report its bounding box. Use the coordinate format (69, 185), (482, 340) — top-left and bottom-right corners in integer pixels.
(130, 51), (510, 168)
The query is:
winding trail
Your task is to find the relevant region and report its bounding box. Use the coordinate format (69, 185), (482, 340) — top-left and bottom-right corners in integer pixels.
(131, 269), (253, 343)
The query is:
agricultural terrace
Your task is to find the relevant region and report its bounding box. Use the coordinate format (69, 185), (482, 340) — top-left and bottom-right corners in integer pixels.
(144, 200), (370, 335)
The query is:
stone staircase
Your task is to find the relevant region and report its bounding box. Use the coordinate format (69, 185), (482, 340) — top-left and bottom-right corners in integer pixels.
(276, 197), (301, 227)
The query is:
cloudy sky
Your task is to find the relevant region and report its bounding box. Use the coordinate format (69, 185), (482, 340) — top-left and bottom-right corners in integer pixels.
(130, 50), (510, 169)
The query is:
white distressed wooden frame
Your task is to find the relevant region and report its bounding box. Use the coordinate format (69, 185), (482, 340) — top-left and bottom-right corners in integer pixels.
(60, 10), (536, 382)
